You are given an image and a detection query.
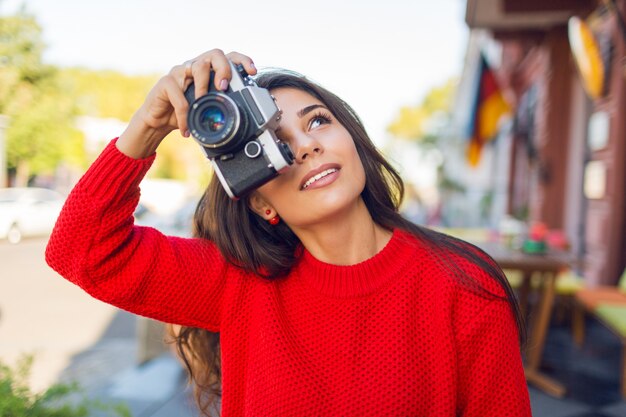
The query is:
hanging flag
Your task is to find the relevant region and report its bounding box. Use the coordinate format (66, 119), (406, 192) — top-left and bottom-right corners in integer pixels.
(466, 54), (511, 166)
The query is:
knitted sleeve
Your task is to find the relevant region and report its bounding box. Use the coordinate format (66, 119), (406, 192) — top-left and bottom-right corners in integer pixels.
(455, 298), (531, 416)
(45, 139), (229, 331)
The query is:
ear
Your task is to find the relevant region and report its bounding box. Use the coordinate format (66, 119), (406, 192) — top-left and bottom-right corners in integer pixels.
(248, 192), (274, 219)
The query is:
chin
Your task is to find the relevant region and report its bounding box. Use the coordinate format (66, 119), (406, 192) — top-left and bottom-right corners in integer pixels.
(290, 190), (365, 227)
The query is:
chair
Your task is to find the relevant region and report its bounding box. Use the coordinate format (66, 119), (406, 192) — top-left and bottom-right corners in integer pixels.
(573, 268), (626, 397)
(504, 268), (584, 320)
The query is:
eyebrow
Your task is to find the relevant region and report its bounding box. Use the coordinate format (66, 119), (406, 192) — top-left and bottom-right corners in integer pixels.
(297, 104), (328, 118)
(275, 103), (329, 134)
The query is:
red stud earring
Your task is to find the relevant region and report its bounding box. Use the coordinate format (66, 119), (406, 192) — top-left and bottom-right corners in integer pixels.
(265, 209), (280, 225)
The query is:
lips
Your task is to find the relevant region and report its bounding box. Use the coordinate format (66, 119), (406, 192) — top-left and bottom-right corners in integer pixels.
(299, 163), (341, 190)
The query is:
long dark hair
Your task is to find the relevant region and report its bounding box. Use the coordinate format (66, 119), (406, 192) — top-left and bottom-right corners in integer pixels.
(172, 69), (525, 416)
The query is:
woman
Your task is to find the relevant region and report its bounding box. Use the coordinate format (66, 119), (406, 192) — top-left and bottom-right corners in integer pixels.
(46, 49), (531, 416)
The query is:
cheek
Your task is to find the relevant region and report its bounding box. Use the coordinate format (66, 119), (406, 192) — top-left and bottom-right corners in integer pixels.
(341, 140), (366, 187)
(255, 132), (367, 222)
(255, 175), (293, 212)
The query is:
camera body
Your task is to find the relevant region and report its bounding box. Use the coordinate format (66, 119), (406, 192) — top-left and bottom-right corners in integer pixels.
(184, 61), (294, 199)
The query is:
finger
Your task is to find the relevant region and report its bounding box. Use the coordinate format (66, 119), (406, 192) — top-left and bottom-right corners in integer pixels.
(163, 75), (191, 136)
(184, 59), (194, 78)
(192, 49), (231, 99)
(210, 52), (232, 91)
(169, 63), (191, 92)
(226, 51), (257, 75)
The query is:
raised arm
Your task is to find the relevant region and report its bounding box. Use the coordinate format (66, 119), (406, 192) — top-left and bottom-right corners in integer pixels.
(116, 49), (256, 158)
(45, 50), (257, 331)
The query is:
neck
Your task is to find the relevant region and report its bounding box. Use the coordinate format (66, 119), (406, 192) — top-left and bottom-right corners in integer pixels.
(291, 198), (392, 265)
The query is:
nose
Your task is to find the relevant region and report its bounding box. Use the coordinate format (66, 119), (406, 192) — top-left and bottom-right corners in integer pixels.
(293, 133), (323, 164)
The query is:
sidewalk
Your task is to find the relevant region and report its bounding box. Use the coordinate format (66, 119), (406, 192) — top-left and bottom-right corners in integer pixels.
(86, 353), (198, 417)
(526, 318), (626, 417)
(50, 309), (201, 417)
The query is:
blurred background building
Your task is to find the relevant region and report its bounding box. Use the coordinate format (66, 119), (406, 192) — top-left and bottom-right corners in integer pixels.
(450, 0), (626, 287)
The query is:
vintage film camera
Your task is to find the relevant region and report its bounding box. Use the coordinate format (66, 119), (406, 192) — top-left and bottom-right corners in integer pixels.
(184, 61), (294, 199)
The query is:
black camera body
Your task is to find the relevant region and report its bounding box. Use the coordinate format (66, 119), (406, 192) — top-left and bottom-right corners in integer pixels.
(184, 61), (294, 199)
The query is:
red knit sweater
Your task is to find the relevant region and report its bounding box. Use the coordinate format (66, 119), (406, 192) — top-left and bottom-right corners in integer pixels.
(46, 139), (531, 416)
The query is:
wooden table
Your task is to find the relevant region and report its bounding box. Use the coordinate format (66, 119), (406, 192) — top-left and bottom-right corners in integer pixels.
(476, 242), (570, 398)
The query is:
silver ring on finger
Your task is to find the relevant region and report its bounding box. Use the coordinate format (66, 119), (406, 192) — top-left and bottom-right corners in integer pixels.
(180, 60), (195, 89)
(183, 60), (195, 78)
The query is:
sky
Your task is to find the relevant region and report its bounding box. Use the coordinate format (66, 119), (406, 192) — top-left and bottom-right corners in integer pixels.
(1, 0), (469, 146)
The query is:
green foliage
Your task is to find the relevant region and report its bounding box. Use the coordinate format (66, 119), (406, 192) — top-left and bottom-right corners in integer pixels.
(55, 70), (215, 185)
(149, 132), (212, 186)
(0, 11), (47, 114)
(0, 356), (131, 417)
(0, 9), (207, 186)
(59, 68), (158, 121)
(5, 78), (85, 170)
(420, 79), (457, 114)
(0, 10), (85, 184)
(387, 78), (457, 141)
(387, 106), (429, 139)
(0, 11), (46, 115)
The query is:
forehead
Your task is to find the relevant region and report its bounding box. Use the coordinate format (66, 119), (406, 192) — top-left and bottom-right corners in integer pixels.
(270, 87), (324, 113)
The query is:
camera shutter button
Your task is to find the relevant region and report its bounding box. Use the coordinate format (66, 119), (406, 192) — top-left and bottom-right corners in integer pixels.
(244, 141), (262, 159)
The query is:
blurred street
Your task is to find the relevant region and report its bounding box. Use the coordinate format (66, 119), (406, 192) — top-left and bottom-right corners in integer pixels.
(0, 237), (196, 416)
(0, 237), (132, 391)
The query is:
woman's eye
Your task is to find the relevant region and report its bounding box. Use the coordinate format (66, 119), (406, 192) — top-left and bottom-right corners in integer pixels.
(310, 118), (323, 129)
(309, 113), (331, 130)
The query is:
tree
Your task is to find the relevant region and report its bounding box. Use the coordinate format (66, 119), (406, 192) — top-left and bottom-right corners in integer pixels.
(387, 78), (457, 143)
(60, 68), (209, 188)
(0, 355), (130, 417)
(386, 79), (460, 226)
(0, 10), (84, 186)
(0, 8), (47, 114)
(60, 68), (158, 122)
(1, 9), (209, 188)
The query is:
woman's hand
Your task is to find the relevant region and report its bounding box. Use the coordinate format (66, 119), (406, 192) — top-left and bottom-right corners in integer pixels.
(117, 49), (257, 159)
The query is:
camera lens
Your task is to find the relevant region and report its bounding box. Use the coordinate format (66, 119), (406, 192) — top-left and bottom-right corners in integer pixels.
(200, 106), (226, 133)
(188, 93), (245, 149)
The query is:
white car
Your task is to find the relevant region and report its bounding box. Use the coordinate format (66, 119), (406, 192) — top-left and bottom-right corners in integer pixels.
(0, 187), (65, 244)
(135, 200), (198, 238)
